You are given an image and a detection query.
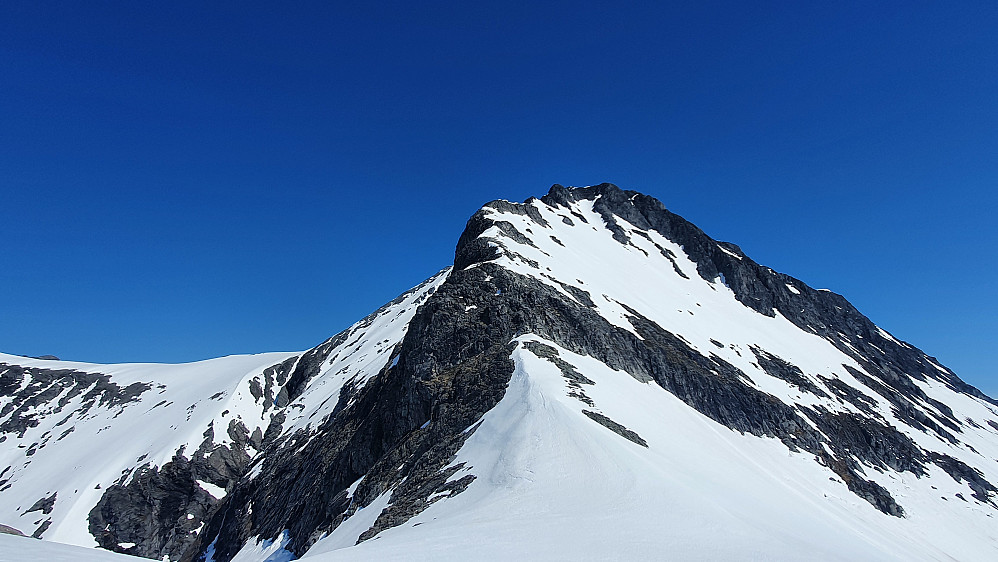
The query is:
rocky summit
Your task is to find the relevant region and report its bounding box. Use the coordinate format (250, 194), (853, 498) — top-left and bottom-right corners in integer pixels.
(2, 183), (997, 561)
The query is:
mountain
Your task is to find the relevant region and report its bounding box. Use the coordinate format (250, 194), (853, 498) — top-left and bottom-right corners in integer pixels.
(2, 183), (996, 561)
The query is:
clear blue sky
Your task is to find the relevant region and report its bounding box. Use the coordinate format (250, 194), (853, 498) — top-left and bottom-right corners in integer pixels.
(1, 2), (995, 396)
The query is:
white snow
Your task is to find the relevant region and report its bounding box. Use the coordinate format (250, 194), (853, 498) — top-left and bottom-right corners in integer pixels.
(0, 269), (449, 551)
(230, 531), (294, 562)
(0, 351), (295, 548)
(300, 336), (998, 560)
(276, 269), (449, 439)
(196, 480), (226, 499)
(0, 533), (137, 561)
(717, 244), (743, 260)
(877, 326), (901, 344)
(302, 490), (393, 557)
(471, 198), (880, 416)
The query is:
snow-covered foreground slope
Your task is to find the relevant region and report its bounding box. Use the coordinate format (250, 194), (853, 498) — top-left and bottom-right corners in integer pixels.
(0, 532), (139, 562)
(303, 337), (997, 561)
(4, 184), (997, 561)
(0, 269), (448, 558)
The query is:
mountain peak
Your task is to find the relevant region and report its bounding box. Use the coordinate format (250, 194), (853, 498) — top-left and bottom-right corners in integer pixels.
(3, 184), (997, 561)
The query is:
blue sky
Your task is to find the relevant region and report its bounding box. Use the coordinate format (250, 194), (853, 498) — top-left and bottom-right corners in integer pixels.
(1, 2), (995, 396)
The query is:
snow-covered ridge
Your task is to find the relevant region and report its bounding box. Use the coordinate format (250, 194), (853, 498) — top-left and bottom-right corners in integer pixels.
(0, 268), (449, 555)
(451, 185), (998, 530)
(473, 195), (884, 409)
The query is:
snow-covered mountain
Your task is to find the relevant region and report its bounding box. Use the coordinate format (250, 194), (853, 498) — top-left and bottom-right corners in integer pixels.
(0, 272), (448, 558)
(3, 183), (997, 561)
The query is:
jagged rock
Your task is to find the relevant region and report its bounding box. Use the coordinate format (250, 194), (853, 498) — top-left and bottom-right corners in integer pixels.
(89, 454), (217, 560)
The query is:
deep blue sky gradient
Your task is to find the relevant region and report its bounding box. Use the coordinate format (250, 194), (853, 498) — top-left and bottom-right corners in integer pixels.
(1, 2), (996, 395)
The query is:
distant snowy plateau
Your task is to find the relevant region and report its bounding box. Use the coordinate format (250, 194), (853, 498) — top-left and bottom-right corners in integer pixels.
(2, 184), (997, 561)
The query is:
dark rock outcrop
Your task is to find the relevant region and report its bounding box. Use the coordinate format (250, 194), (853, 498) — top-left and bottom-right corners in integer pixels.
(0, 364), (150, 442)
(582, 410), (648, 447)
(89, 454), (218, 559)
(24, 492), (56, 516)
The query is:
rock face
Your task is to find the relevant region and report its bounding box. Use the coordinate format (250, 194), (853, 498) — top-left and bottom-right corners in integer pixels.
(89, 455), (216, 559)
(2, 183), (997, 561)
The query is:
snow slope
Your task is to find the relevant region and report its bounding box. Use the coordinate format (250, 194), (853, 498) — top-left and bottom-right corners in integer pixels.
(302, 337), (997, 561)
(471, 193), (998, 481)
(0, 351), (295, 547)
(0, 533), (139, 562)
(0, 268), (449, 554)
